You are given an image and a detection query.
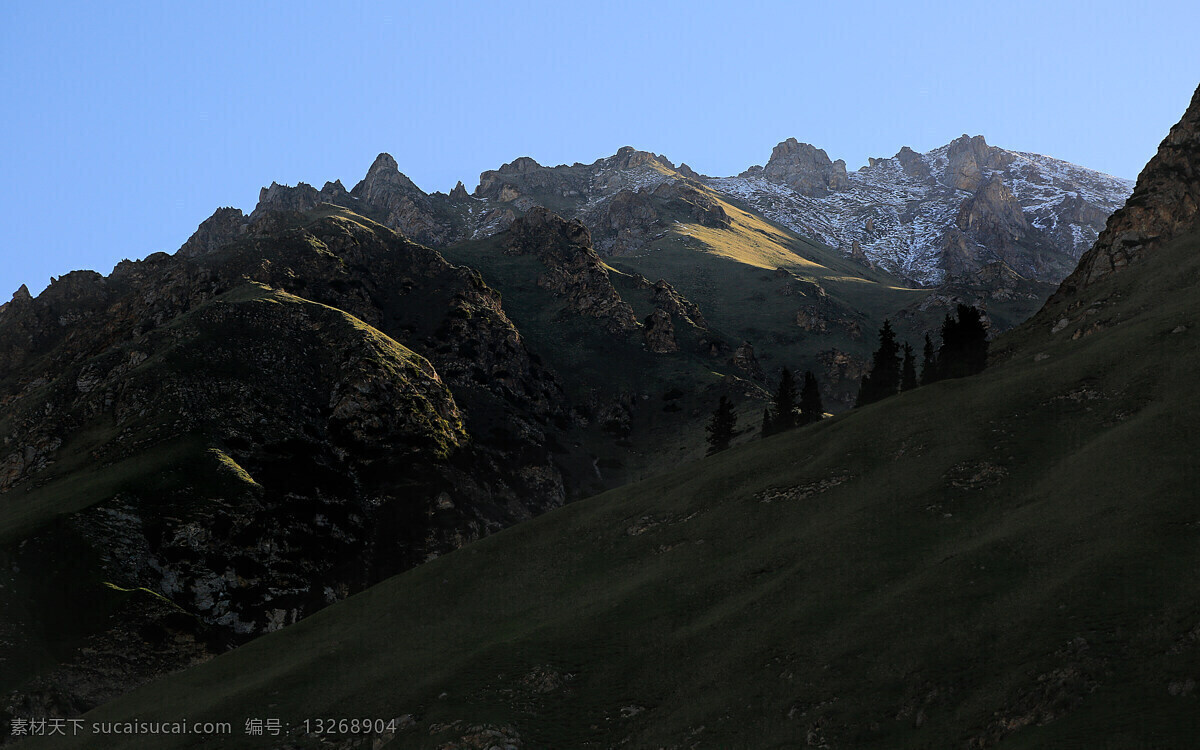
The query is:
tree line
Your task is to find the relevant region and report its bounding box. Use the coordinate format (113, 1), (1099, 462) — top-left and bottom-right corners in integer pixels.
(705, 303), (988, 455)
(706, 367), (824, 455)
(857, 303), (988, 407)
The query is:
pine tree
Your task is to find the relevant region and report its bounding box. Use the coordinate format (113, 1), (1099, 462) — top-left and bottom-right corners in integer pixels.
(706, 395), (737, 455)
(957, 304), (989, 375)
(937, 304), (989, 380)
(855, 319), (902, 406)
(760, 407), (774, 437)
(770, 367), (798, 432)
(937, 312), (963, 380)
(920, 333), (938, 385)
(799, 370), (824, 425)
(901, 342), (918, 392)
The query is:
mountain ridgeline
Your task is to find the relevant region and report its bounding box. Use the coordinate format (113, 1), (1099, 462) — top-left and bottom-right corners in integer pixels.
(0, 108), (1166, 742)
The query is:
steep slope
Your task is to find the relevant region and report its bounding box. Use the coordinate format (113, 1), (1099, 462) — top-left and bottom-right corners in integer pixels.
(1052, 83), (1200, 300)
(0, 207), (571, 720)
(33, 84), (1200, 750)
(442, 207), (769, 493)
(711, 135), (1133, 285)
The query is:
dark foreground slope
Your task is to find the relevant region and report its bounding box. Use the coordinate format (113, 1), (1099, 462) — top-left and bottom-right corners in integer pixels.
(23, 91), (1200, 749)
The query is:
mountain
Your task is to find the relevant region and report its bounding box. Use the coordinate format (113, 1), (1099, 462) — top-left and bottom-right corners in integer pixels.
(711, 135), (1134, 286)
(0, 121), (1145, 736)
(206, 140), (1096, 414)
(17, 82), (1199, 749)
(0, 207), (579, 717)
(237, 136), (1131, 295)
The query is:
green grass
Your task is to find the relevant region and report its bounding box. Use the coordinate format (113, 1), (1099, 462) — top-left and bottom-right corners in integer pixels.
(23, 226), (1200, 747)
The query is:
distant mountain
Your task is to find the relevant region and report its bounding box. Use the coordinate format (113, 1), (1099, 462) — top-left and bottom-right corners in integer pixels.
(711, 135), (1133, 286)
(208, 138), (1105, 409)
(232, 137), (1131, 295)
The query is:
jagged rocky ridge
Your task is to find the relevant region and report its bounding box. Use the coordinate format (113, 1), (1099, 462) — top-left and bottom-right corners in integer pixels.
(227, 135), (1130, 296)
(712, 135), (1133, 285)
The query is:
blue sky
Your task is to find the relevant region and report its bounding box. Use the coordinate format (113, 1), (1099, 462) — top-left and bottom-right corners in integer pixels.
(2, 0), (1198, 297)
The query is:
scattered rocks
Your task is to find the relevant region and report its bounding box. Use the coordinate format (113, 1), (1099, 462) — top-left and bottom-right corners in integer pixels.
(757, 473), (852, 503)
(945, 461), (1009, 490)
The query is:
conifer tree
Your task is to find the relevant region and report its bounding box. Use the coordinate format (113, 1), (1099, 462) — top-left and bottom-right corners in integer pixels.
(937, 304), (989, 380)
(957, 304), (989, 375)
(937, 312), (961, 380)
(920, 333), (938, 385)
(760, 407), (773, 437)
(855, 319), (902, 406)
(901, 342), (918, 392)
(770, 367), (798, 432)
(706, 396), (737, 455)
(799, 370), (824, 425)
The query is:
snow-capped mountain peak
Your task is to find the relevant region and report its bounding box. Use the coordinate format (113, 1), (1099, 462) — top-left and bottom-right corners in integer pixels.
(708, 135), (1133, 286)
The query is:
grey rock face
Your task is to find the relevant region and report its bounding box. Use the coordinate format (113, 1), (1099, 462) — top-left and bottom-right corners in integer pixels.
(762, 138), (850, 196)
(1055, 83), (1200, 298)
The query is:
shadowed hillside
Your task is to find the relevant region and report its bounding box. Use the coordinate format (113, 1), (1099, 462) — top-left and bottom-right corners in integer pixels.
(14, 84), (1200, 750)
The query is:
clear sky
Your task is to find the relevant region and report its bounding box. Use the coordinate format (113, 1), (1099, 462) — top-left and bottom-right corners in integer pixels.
(2, 0), (1198, 297)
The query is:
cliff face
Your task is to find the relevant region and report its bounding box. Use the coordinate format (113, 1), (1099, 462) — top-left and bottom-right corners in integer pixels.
(230, 138), (1129, 295)
(1054, 83), (1200, 299)
(756, 138), (850, 196)
(501, 207), (640, 334)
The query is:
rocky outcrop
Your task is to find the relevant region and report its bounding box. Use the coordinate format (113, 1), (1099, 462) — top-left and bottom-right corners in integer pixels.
(650, 278), (707, 329)
(938, 176), (1070, 280)
(1055, 83), (1200, 298)
(956, 176), (1030, 237)
(475, 147), (676, 210)
(794, 297), (863, 339)
(894, 145), (931, 180)
(761, 138), (850, 196)
(350, 153), (455, 246)
(255, 180), (349, 215)
(476, 156), (580, 203)
(586, 181), (730, 255)
(642, 308), (678, 353)
(942, 135), (1014, 192)
(817, 348), (870, 407)
(501, 207), (639, 334)
(732, 341), (764, 380)
(178, 207), (249, 258)
(587, 189), (662, 254)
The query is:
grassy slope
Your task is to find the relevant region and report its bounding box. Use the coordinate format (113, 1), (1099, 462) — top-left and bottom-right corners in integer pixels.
(24, 228), (1200, 747)
(610, 186), (934, 406)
